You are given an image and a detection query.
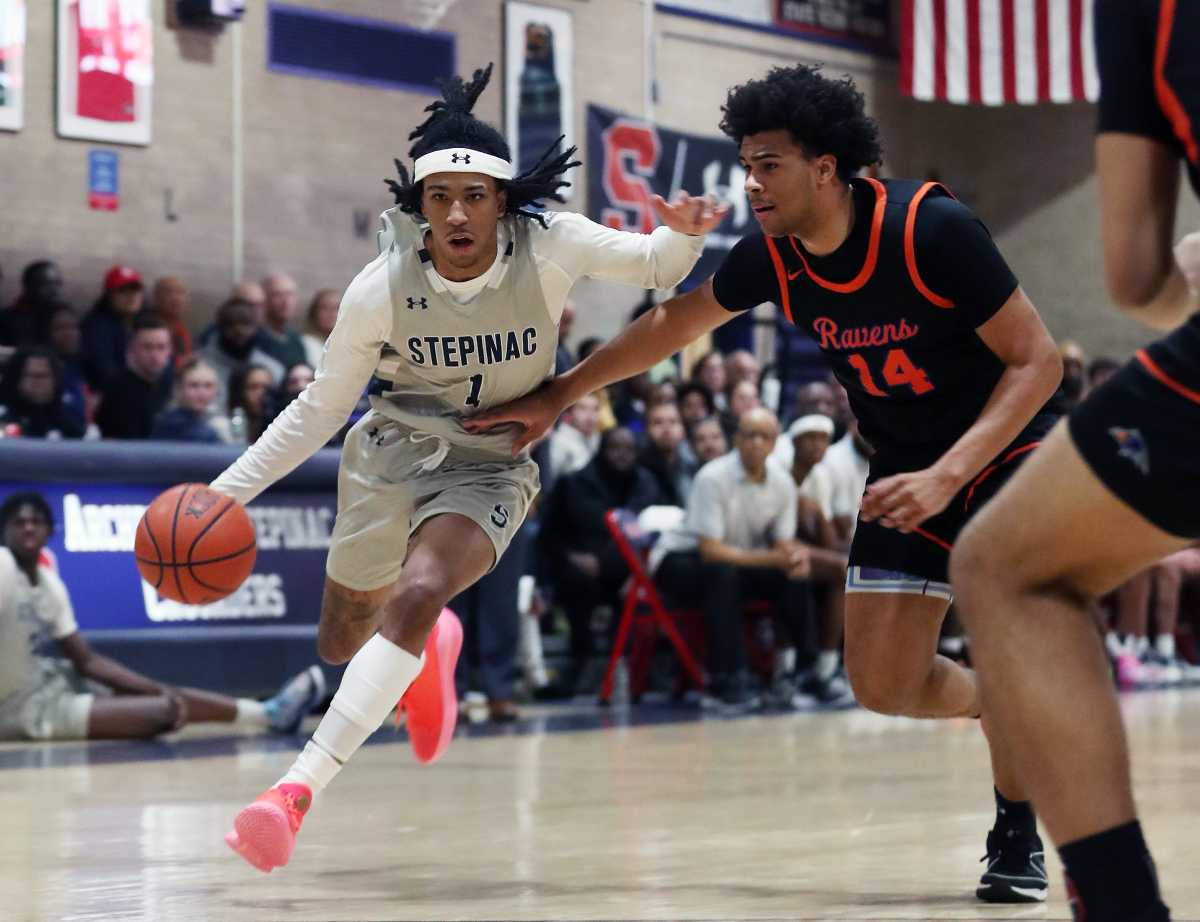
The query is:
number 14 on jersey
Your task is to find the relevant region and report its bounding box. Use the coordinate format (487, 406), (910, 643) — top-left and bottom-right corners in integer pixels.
(847, 348), (934, 397)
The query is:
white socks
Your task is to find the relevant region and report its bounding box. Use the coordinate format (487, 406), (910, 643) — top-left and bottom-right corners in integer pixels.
(1105, 631), (1124, 660)
(278, 633), (424, 796)
(1156, 633), (1176, 659)
(815, 650), (840, 682)
(234, 698), (270, 731)
(776, 646), (797, 678)
(1110, 633), (1176, 660)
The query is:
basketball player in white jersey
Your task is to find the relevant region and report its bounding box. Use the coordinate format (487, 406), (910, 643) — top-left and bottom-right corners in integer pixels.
(214, 65), (727, 873)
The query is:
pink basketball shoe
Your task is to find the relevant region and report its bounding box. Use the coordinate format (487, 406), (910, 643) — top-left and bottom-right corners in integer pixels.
(1115, 652), (1144, 691)
(225, 782), (312, 873)
(398, 608), (463, 764)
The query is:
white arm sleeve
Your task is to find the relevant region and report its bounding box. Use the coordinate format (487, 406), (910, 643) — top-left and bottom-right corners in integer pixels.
(536, 211), (706, 289)
(210, 254), (392, 504)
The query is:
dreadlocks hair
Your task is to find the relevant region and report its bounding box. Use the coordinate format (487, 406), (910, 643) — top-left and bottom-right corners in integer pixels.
(384, 63), (581, 227)
(719, 65), (882, 182)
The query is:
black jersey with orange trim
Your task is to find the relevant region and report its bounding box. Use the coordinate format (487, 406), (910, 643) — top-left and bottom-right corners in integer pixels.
(712, 178), (1052, 465)
(1095, 0), (1200, 397)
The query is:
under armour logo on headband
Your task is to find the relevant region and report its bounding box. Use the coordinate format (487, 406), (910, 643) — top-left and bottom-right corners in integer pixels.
(413, 148), (514, 181)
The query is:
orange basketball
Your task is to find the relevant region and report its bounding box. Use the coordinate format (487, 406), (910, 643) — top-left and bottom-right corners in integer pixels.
(135, 483), (257, 605)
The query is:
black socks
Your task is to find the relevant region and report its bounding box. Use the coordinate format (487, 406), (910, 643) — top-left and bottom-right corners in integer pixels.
(1059, 821), (1170, 922)
(993, 786), (1037, 838)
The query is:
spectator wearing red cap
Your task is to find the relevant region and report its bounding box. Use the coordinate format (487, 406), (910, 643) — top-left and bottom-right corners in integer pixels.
(81, 265), (147, 391)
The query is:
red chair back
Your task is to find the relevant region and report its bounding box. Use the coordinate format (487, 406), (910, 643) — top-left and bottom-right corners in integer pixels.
(598, 508), (706, 702)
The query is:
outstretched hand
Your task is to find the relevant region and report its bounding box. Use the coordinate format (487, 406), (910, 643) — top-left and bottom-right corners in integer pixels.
(461, 377), (570, 456)
(651, 190), (730, 236)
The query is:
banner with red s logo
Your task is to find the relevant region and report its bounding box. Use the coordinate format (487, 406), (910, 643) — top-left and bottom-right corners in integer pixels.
(586, 104), (751, 289)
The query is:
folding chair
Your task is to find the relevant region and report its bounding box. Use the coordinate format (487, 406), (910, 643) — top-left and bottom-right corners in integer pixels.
(598, 508), (706, 702)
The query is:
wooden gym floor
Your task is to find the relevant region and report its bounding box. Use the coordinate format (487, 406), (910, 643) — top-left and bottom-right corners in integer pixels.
(1, 691), (1197, 922)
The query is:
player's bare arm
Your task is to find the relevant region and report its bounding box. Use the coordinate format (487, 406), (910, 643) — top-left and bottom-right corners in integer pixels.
(59, 631), (170, 697)
(1096, 134), (1196, 330)
(861, 287), (1062, 532)
(464, 278), (733, 453)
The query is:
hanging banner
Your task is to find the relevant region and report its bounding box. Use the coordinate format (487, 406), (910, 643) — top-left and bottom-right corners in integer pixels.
(57, 0), (153, 145)
(586, 104), (752, 288)
(773, 0), (891, 54)
(0, 0), (24, 131)
(504, 1), (575, 195)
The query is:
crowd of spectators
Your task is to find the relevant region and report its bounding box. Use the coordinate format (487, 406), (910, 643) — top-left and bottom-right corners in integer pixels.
(521, 319), (875, 709)
(0, 260), (345, 446)
(2, 258), (1197, 724)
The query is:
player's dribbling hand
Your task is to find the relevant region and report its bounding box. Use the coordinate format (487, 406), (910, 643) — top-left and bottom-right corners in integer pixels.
(1175, 230), (1200, 299)
(651, 190), (731, 236)
(860, 466), (960, 533)
(461, 377), (569, 456)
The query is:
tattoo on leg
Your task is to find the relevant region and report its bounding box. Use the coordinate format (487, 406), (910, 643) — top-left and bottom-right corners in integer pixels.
(321, 595), (383, 654)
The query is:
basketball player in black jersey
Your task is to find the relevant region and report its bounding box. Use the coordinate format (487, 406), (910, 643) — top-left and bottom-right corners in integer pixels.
(469, 65), (1064, 904)
(951, 3), (1200, 921)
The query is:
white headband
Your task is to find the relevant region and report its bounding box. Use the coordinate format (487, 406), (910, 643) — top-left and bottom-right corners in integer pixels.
(787, 414), (835, 440)
(413, 147), (514, 182)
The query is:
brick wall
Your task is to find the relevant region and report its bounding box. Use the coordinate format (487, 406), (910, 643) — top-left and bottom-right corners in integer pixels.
(0, 0), (1193, 360)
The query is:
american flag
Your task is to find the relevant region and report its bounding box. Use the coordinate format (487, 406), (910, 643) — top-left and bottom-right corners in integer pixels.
(900, 0), (1099, 105)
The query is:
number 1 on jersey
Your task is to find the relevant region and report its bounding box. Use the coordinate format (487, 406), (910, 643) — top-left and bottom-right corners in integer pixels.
(465, 373), (484, 408)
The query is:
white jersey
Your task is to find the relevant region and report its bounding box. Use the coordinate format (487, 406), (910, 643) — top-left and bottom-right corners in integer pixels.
(0, 549), (78, 704)
(367, 209), (558, 457)
(211, 209), (705, 504)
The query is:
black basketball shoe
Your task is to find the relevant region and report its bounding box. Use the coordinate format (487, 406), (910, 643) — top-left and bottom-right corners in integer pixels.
(976, 827), (1048, 903)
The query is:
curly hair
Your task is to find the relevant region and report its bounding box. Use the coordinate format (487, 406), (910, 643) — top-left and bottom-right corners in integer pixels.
(0, 491), (53, 531)
(678, 381), (716, 416)
(385, 63), (581, 227)
(719, 65), (882, 181)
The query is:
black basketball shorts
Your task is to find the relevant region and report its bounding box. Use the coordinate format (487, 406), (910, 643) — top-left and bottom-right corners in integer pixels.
(848, 417), (1056, 587)
(1068, 347), (1200, 540)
